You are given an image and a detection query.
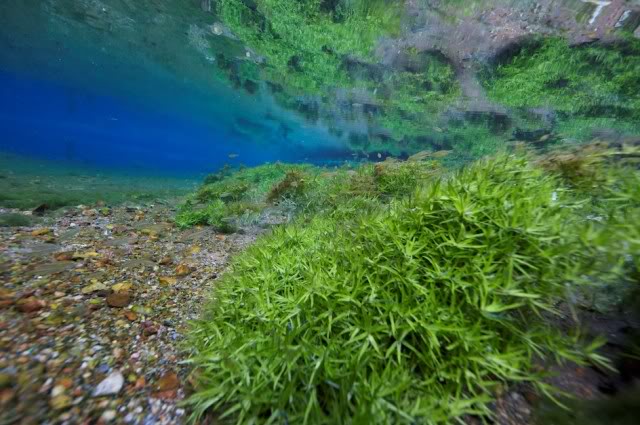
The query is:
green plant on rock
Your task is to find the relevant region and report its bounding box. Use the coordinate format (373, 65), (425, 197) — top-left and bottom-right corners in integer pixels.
(185, 154), (633, 424)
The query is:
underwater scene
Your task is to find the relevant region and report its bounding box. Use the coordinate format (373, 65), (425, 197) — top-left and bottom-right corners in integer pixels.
(1, 0), (640, 424)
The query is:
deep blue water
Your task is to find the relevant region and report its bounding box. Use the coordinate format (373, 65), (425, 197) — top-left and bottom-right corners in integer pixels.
(0, 70), (351, 177)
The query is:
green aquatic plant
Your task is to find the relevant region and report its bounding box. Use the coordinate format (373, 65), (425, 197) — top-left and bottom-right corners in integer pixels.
(176, 163), (319, 230)
(185, 154), (637, 424)
(266, 170), (308, 204)
(487, 37), (640, 121)
(215, 0), (402, 94)
(0, 213), (33, 227)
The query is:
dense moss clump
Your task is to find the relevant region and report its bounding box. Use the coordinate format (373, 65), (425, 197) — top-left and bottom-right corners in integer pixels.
(216, 0), (401, 94)
(185, 149), (639, 423)
(487, 37), (640, 139)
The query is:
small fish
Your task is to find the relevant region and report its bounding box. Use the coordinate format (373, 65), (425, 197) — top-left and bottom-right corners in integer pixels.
(434, 127), (444, 133)
(228, 153), (239, 159)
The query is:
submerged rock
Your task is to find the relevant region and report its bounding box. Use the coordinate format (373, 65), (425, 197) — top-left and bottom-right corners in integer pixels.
(92, 371), (124, 397)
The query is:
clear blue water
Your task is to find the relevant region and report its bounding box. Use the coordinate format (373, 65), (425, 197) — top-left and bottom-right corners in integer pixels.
(0, 70), (350, 176)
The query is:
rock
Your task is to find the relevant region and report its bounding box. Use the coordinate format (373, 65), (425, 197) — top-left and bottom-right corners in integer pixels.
(51, 384), (66, 397)
(134, 376), (146, 390)
(158, 276), (177, 286)
(32, 203), (50, 216)
(31, 228), (51, 236)
(50, 394), (73, 410)
(82, 281), (108, 294)
(106, 291), (131, 308)
(157, 372), (180, 391)
(111, 282), (132, 293)
(175, 264), (191, 276)
(0, 299), (14, 309)
(82, 208), (98, 217)
(16, 297), (46, 313)
(92, 371), (124, 397)
(54, 252), (75, 261)
(72, 251), (100, 260)
(124, 311), (138, 321)
(0, 373), (13, 388)
(100, 410), (117, 422)
(142, 322), (158, 336)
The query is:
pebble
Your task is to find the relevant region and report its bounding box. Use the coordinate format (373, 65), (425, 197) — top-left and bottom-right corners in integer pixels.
(0, 203), (261, 423)
(93, 371), (124, 397)
(106, 291), (131, 308)
(101, 409), (117, 422)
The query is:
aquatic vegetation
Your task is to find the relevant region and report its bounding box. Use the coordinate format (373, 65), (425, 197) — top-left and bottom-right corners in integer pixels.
(486, 37), (640, 141)
(266, 170), (308, 204)
(215, 0), (402, 94)
(185, 152), (638, 423)
(175, 163), (317, 230)
(0, 212), (33, 227)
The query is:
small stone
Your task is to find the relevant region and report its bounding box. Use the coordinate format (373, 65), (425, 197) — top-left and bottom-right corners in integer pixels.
(157, 372), (180, 391)
(158, 276), (177, 286)
(107, 291), (131, 308)
(31, 228), (51, 236)
(50, 394), (72, 410)
(0, 373), (13, 388)
(101, 410), (117, 422)
(175, 264), (191, 276)
(93, 371), (124, 397)
(16, 297), (46, 313)
(134, 376), (146, 390)
(158, 256), (173, 265)
(0, 388), (14, 405)
(51, 384), (66, 397)
(82, 281), (108, 294)
(123, 311), (138, 321)
(142, 324), (158, 336)
(54, 252), (75, 261)
(82, 208), (98, 217)
(111, 282), (132, 293)
(0, 299), (14, 309)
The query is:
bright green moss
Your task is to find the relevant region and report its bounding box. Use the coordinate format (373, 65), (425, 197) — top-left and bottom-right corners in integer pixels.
(487, 38), (640, 119)
(186, 151), (639, 423)
(216, 0), (402, 94)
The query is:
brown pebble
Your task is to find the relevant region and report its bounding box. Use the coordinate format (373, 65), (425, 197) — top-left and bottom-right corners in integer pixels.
(175, 264), (191, 276)
(16, 297), (46, 313)
(134, 377), (146, 390)
(123, 311), (138, 321)
(54, 252), (74, 262)
(106, 291), (131, 308)
(31, 228), (51, 236)
(157, 372), (180, 392)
